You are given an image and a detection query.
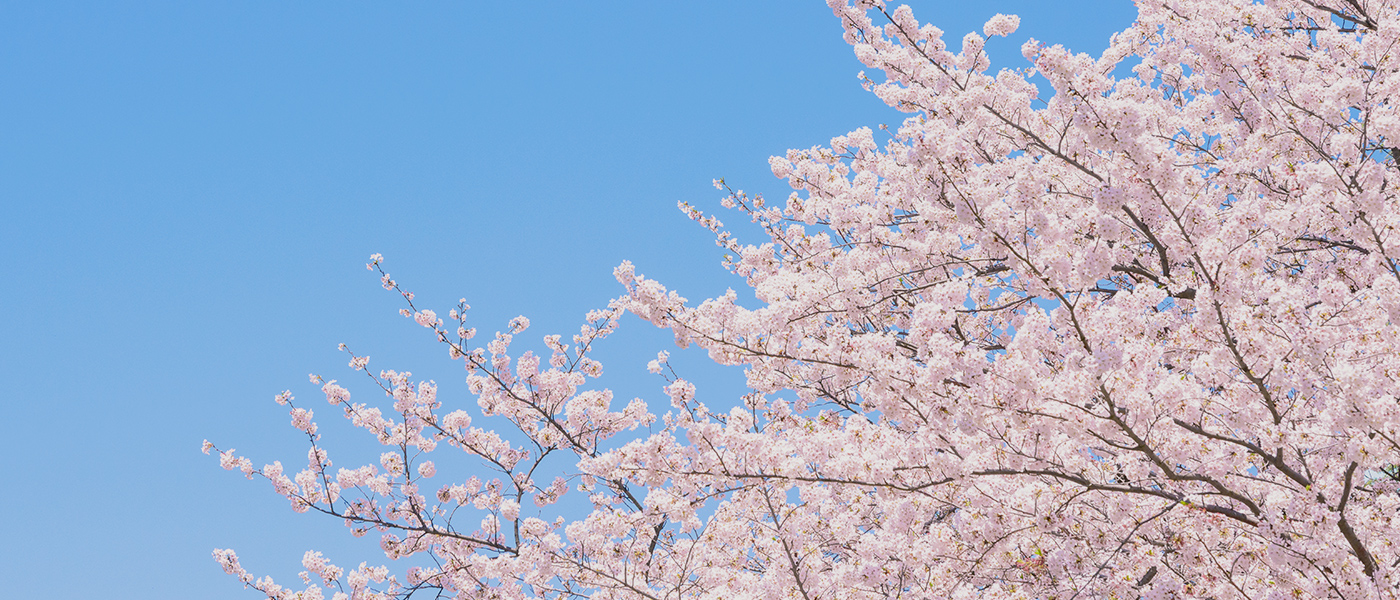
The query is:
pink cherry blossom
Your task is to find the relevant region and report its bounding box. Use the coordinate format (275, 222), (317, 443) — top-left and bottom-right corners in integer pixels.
(983, 13), (1019, 37)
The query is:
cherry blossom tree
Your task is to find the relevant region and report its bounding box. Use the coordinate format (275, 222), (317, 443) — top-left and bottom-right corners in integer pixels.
(207, 0), (1400, 597)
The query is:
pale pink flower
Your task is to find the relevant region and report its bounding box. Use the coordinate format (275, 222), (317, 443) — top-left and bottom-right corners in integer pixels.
(982, 13), (1019, 37)
(413, 310), (438, 328)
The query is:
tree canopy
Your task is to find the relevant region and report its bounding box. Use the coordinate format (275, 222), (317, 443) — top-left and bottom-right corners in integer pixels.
(211, 1), (1400, 598)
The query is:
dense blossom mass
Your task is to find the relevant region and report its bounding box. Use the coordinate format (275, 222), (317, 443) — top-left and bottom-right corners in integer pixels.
(209, 0), (1400, 598)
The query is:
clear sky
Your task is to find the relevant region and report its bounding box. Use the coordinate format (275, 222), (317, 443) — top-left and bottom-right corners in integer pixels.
(0, 2), (1134, 597)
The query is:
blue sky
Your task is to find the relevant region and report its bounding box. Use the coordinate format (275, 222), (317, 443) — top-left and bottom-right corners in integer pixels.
(0, 2), (1134, 597)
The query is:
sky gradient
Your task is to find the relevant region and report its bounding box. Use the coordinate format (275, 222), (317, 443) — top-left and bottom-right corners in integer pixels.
(0, 2), (1135, 597)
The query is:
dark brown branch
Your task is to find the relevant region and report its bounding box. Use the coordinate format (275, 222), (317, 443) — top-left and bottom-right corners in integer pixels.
(1171, 419), (1312, 488)
(1121, 205), (1173, 279)
(1333, 462), (1377, 577)
(976, 468), (1258, 526)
